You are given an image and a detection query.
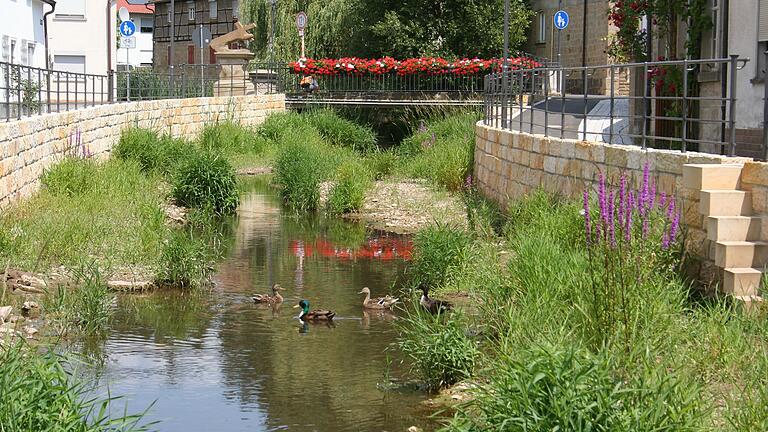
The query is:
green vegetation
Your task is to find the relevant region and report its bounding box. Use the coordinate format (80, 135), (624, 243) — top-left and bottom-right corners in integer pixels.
(395, 308), (479, 391)
(327, 161), (372, 214)
(244, 0), (532, 60)
(396, 183), (768, 430)
(396, 113), (479, 191)
(0, 342), (151, 431)
(172, 152), (239, 215)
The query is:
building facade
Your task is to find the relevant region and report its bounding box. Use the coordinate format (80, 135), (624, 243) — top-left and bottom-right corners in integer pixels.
(152, 0), (238, 70)
(48, 0), (117, 76)
(117, 0), (155, 68)
(1, 0), (56, 68)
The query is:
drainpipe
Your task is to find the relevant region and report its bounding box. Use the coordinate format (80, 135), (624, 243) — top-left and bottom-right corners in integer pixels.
(41, 0), (56, 70)
(107, 0), (114, 74)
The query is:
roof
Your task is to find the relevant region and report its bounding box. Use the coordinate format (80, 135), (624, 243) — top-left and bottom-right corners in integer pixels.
(117, 0), (154, 14)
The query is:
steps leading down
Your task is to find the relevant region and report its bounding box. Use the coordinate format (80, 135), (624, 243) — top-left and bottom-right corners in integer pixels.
(683, 164), (765, 299)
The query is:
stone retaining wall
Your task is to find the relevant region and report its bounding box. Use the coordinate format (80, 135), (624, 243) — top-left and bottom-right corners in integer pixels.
(474, 121), (766, 284)
(0, 94), (285, 208)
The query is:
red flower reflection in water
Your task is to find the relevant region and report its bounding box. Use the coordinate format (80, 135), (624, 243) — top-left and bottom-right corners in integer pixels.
(290, 236), (413, 261)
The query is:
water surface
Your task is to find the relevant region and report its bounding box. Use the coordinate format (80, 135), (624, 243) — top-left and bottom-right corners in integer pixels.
(89, 178), (438, 431)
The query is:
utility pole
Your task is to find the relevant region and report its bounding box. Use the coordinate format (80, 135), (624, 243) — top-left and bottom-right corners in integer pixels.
(501, 0), (509, 128)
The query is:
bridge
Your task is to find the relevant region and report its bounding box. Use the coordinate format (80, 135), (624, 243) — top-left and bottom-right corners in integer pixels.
(249, 63), (486, 108)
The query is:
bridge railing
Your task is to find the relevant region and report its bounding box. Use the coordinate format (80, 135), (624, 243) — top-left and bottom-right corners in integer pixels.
(484, 56), (760, 158)
(249, 62), (489, 99)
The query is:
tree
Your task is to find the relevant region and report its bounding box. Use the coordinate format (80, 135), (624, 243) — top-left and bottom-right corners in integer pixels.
(242, 0), (533, 61)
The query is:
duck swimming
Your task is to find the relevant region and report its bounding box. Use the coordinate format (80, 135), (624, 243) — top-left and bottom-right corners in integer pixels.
(293, 299), (336, 321)
(418, 284), (453, 315)
(252, 283), (285, 304)
(359, 287), (399, 310)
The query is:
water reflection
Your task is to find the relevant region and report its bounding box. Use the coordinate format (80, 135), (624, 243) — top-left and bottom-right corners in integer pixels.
(89, 177), (435, 432)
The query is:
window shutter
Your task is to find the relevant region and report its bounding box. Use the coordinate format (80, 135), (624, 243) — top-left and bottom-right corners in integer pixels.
(760, 0), (768, 41)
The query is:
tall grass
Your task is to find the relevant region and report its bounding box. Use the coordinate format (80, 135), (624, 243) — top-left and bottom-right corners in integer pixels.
(0, 342), (153, 431)
(304, 108), (377, 152)
(327, 160), (372, 214)
(409, 224), (471, 290)
(396, 112), (479, 191)
(172, 151), (239, 215)
(199, 120), (267, 155)
(395, 306), (479, 391)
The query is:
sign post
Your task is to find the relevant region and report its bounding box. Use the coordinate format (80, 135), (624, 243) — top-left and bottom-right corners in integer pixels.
(119, 18), (136, 101)
(296, 12), (307, 59)
(192, 25), (212, 96)
(553, 8), (569, 94)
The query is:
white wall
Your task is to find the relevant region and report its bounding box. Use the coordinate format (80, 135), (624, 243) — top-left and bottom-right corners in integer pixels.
(48, 0), (117, 75)
(728, 0), (764, 130)
(117, 13), (153, 67)
(0, 0), (49, 68)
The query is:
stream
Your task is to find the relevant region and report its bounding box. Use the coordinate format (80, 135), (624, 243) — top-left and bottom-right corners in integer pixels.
(85, 177), (438, 431)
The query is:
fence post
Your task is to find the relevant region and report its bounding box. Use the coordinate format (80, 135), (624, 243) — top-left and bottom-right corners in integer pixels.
(582, 68), (588, 141)
(108, 70), (114, 103)
(642, 62), (649, 150)
(681, 59), (688, 153)
(609, 65), (615, 144)
(127, 69), (131, 102)
(763, 50), (768, 161)
(4, 62), (10, 121)
(728, 54), (738, 157)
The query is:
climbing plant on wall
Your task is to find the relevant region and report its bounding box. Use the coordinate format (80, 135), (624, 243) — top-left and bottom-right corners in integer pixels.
(607, 0), (712, 62)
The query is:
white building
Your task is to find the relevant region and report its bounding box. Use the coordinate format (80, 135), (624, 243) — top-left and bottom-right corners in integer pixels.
(116, 0), (154, 68)
(48, 0), (117, 76)
(1, 0), (56, 68)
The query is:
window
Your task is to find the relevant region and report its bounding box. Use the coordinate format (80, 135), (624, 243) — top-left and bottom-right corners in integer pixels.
(187, 1), (195, 21)
(167, 4), (173, 23)
(26, 42), (35, 66)
(209, 46), (216, 64)
(758, 0), (768, 78)
(709, 0), (721, 59)
(10, 39), (16, 64)
(167, 45), (171, 65)
(187, 45), (195, 64)
(209, 0), (218, 19)
(53, 55), (86, 74)
(537, 11), (546, 43)
(55, 0), (86, 18)
(140, 18), (153, 33)
(699, 0), (723, 67)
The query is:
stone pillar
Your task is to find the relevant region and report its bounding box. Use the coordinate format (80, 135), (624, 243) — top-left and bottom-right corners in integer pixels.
(214, 52), (256, 97)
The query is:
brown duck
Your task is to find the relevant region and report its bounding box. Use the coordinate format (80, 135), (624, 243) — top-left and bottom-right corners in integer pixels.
(418, 284), (453, 315)
(359, 287), (399, 310)
(252, 283), (285, 304)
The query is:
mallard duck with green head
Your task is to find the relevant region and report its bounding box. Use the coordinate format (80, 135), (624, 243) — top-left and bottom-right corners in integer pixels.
(293, 299), (336, 321)
(252, 283), (285, 304)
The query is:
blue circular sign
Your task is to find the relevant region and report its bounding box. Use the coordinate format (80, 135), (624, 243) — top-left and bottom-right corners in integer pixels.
(119, 20), (136, 37)
(554, 10), (569, 30)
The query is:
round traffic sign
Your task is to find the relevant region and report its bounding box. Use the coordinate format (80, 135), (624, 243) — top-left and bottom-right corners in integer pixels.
(296, 12), (307, 30)
(192, 26), (213, 48)
(554, 10), (569, 30)
(118, 6), (130, 22)
(119, 20), (136, 37)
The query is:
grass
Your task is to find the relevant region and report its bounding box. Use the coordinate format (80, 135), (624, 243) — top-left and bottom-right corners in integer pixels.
(327, 160), (372, 214)
(392, 189), (768, 431)
(0, 342), (153, 431)
(172, 151), (239, 215)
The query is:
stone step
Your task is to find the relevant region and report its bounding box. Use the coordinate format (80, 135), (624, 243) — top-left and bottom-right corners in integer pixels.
(707, 216), (762, 241)
(700, 190), (752, 217)
(724, 268), (763, 296)
(683, 164), (743, 191)
(715, 241), (768, 268)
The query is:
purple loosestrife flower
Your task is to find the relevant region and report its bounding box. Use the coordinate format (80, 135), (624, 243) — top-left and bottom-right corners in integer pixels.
(669, 209), (681, 244)
(641, 162), (650, 211)
(649, 181), (657, 210)
(666, 199), (676, 220)
(618, 174), (627, 227)
(659, 192), (667, 211)
(583, 189), (592, 246)
(608, 190), (616, 248)
(662, 232), (670, 250)
(464, 174), (473, 190)
(625, 191), (635, 242)
(598, 173), (608, 225)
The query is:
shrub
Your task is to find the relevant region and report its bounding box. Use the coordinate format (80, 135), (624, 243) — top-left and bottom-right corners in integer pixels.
(113, 127), (161, 172)
(304, 108), (377, 152)
(257, 111), (307, 141)
(172, 151), (239, 214)
(199, 120), (264, 155)
(397, 113), (478, 191)
(273, 131), (327, 212)
(327, 161), (372, 214)
(156, 229), (211, 288)
(0, 342), (151, 431)
(365, 149), (399, 180)
(410, 224), (471, 289)
(446, 345), (706, 432)
(41, 157), (98, 197)
(395, 308), (479, 391)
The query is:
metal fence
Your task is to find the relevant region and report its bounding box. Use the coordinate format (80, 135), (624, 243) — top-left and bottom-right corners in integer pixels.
(483, 56), (753, 157)
(1, 62), (274, 121)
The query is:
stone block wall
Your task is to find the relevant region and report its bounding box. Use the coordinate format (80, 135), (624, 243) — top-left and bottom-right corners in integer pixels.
(474, 121), (756, 283)
(0, 94), (285, 208)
